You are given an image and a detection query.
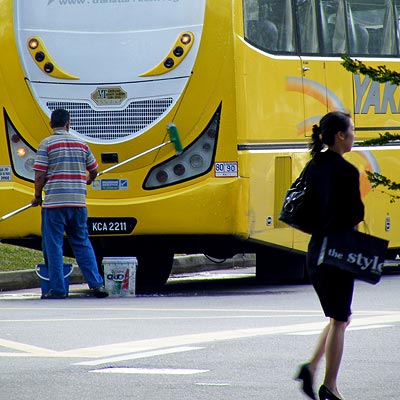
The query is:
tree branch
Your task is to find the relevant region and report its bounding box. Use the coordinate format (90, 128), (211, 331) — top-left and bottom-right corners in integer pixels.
(341, 56), (400, 85)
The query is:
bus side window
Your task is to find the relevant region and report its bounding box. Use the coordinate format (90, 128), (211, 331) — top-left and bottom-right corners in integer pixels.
(245, 19), (278, 52)
(296, 0), (320, 54)
(260, 20), (279, 51)
(243, 0), (294, 54)
(331, 0), (350, 54)
(347, 0), (399, 57)
(368, 29), (384, 55)
(243, 0), (261, 46)
(273, 0), (296, 52)
(349, 24), (369, 55)
(381, 0), (400, 56)
(318, 0), (362, 56)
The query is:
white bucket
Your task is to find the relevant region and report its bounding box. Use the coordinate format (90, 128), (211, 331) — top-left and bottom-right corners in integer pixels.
(102, 257), (137, 297)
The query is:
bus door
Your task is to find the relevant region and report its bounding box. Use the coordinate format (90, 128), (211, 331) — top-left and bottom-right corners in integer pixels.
(298, 57), (328, 137)
(295, 0), (332, 136)
(294, 0), (383, 136)
(320, 0), (363, 124)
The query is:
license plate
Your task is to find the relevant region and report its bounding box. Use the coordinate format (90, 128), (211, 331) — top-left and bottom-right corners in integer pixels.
(87, 218), (137, 235)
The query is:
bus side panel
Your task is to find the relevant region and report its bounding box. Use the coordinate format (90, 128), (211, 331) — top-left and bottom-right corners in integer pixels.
(239, 150), (310, 251)
(234, 47), (304, 142)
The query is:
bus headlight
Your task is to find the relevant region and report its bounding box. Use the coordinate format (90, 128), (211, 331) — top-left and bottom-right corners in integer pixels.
(143, 105), (221, 189)
(17, 147), (27, 157)
(5, 113), (36, 181)
(28, 38), (39, 49)
(180, 33), (192, 45)
(189, 154), (204, 168)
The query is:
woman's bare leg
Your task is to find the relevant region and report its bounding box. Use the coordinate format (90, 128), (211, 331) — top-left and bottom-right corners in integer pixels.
(322, 318), (350, 399)
(308, 323), (330, 376)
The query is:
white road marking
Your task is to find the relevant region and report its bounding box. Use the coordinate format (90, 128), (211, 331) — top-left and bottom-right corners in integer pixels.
(0, 338), (57, 356)
(0, 294), (39, 300)
(59, 313), (400, 359)
(74, 346), (204, 366)
(0, 314), (327, 323)
(90, 367), (208, 375)
(0, 306), (395, 315)
(288, 324), (394, 335)
(0, 313), (399, 359)
(195, 383), (231, 386)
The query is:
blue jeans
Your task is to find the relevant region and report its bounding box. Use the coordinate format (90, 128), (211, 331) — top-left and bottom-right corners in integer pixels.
(41, 207), (104, 296)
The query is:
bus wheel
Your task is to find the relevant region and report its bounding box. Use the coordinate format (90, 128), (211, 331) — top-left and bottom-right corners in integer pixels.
(135, 253), (174, 294)
(255, 249), (307, 284)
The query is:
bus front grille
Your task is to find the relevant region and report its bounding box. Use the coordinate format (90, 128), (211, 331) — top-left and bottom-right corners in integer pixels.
(46, 98), (174, 142)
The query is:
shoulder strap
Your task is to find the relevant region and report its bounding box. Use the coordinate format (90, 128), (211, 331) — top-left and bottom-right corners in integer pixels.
(298, 159), (312, 182)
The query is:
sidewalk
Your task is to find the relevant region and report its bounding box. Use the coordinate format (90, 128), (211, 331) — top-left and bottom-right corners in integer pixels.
(0, 253), (256, 292)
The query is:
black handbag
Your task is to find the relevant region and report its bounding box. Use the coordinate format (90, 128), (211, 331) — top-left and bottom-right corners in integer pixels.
(279, 161), (315, 234)
(317, 229), (389, 284)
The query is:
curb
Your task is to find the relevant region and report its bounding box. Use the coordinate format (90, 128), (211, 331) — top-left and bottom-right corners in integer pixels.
(0, 254), (256, 292)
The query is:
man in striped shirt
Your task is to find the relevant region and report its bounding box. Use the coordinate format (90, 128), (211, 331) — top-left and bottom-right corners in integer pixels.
(31, 109), (108, 299)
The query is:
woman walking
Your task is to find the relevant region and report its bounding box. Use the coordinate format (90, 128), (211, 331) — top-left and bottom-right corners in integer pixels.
(295, 111), (365, 400)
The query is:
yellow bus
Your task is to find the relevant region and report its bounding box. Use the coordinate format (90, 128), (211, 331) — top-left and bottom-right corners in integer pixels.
(1, 0), (400, 291)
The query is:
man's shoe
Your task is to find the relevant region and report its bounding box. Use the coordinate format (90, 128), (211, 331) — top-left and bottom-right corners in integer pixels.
(92, 286), (109, 298)
(41, 291), (67, 299)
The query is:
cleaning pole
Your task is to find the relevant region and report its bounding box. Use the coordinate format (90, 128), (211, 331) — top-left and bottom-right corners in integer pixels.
(0, 203), (33, 222)
(97, 123), (183, 177)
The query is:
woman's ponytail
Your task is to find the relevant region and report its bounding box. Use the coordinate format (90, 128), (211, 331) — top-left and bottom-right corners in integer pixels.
(309, 124), (323, 157)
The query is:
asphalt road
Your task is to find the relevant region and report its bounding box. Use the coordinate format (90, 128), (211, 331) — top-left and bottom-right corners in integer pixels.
(0, 269), (399, 400)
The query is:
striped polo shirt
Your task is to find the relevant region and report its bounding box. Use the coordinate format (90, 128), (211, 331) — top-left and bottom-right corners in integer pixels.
(33, 130), (98, 208)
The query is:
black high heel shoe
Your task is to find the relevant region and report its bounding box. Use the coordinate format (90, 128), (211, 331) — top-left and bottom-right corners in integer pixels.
(295, 363), (316, 400)
(318, 385), (343, 400)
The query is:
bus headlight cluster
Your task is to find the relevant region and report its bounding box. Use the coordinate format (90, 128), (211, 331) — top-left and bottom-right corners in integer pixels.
(5, 112), (36, 181)
(140, 32), (194, 77)
(27, 37), (79, 80)
(28, 38), (55, 75)
(163, 33), (193, 69)
(143, 105), (221, 189)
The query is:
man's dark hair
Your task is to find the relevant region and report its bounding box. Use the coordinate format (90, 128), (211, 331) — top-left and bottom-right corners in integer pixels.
(50, 109), (70, 128)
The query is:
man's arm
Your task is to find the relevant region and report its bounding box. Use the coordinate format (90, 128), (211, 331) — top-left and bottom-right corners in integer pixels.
(87, 168), (98, 185)
(31, 170), (47, 206)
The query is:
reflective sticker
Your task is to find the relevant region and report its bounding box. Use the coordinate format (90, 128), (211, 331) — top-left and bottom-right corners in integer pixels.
(92, 179), (128, 190)
(0, 166), (12, 181)
(214, 162), (238, 177)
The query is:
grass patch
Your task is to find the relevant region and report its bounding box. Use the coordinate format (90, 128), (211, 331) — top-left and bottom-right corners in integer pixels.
(0, 243), (74, 271)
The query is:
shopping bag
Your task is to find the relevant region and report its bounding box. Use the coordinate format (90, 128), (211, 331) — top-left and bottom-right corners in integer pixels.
(317, 230), (389, 284)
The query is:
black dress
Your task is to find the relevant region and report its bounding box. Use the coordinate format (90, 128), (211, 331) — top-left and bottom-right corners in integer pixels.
(306, 149), (365, 322)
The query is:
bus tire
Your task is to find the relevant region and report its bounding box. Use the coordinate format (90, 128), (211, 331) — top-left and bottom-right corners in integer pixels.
(135, 252), (174, 294)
